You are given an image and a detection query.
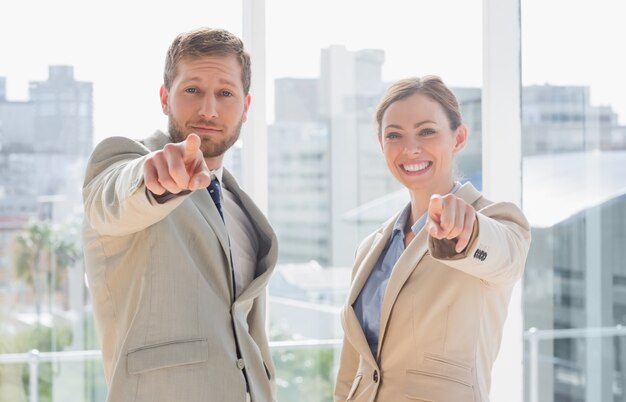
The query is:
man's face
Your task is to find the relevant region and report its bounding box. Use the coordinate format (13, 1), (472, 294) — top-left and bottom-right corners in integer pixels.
(160, 55), (250, 164)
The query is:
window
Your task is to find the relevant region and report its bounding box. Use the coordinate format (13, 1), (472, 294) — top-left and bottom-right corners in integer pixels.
(521, 1), (626, 401)
(0, 2), (240, 400)
(264, 0), (482, 399)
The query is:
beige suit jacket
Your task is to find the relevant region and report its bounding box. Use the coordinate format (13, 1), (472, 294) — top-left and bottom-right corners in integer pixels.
(82, 131), (277, 402)
(334, 183), (531, 402)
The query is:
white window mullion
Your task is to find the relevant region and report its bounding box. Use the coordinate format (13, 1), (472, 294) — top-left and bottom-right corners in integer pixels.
(241, 0), (268, 214)
(482, 0), (523, 401)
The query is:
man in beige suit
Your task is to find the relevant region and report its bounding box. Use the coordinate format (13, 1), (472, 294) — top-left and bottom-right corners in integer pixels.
(335, 76), (531, 401)
(82, 27), (277, 402)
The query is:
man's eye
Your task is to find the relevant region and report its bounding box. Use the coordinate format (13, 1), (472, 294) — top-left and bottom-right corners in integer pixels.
(185, 88), (198, 94)
(221, 90), (233, 97)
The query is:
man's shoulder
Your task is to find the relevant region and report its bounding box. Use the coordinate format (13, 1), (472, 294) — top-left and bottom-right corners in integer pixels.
(83, 132), (169, 187)
(89, 136), (146, 161)
(89, 131), (169, 160)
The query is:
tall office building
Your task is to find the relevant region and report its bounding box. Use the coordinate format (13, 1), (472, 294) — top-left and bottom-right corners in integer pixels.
(275, 78), (319, 122)
(29, 65), (93, 157)
(0, 67), (93, 308)
(522, 84), (622, 155)
(520, 86), (626, 402)
(269, 121), (330, 264)
(0, 89), (35, 154)
(320, 46), (393, 266)
(269, 46), (400, 267)
(1, 66), (93, 156)
(522, 150), (626, 401)
(0, 66), (92, 218)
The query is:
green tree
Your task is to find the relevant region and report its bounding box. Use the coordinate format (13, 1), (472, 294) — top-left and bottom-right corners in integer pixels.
(270, 325), (336, 402)
(0, 333), (27, 402)
(11, 219), (81, 319)
(15, 325), (73, 402)
(272, 347), (335, 402)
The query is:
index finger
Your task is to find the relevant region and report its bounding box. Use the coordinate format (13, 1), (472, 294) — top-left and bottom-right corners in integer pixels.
(427, 195), (444, 237)
(182, 133), (201, 162)
(428, 194), (444, 221)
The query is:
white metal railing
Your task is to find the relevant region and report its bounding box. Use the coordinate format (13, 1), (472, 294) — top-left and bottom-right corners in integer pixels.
(0, 349), (103, 402)
(0, 339), (342, 402)
(9, 327), (626, 402)
(524, 325), (626, 402)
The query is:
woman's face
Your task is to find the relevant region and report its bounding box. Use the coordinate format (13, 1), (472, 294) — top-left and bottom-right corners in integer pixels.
(379, 92), (467, 196)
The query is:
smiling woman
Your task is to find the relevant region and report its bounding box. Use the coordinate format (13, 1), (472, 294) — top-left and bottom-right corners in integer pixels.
(334, 76), (531, 402)
(377, 77), (468, 203)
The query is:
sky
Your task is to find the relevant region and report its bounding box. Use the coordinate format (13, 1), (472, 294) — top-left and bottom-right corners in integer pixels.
(1, 0), (625, 145)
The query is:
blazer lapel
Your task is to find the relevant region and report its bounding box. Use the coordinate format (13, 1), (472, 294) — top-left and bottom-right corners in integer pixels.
(189, 189), (231, 262)
(375, 181), (483, 356)
(222, 169), (276, 256)
(348, 211), (399, 304)
(222, 170), (278, 301)
(377, 229), (429, 357)
(342, 215), (397, 367)
(348, 231), (386, 305)
(342, 305), (378, 368)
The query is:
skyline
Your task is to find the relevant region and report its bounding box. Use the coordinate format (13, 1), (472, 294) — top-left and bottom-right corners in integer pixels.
(1, 62), (623, 136)
(1, 0), (624, 145)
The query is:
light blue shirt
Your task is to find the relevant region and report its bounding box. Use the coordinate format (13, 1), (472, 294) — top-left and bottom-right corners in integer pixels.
(353, 182), (462, 359)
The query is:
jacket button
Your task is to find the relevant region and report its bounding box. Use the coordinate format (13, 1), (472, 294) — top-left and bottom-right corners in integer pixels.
(373, 370), (379, 383)
(237, 358), (245, 370)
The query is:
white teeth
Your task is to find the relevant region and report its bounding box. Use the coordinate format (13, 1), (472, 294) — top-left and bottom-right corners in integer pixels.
(403, 162), (429, 172)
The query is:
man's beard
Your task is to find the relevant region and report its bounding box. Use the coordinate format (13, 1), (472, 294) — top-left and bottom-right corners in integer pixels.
(168, 117), (243, 158)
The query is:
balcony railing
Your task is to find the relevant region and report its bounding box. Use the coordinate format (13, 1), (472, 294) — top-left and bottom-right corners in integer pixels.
(0, 339), (343, 402)
(524, 325), (626, 402)
(4, 327), (626, 402)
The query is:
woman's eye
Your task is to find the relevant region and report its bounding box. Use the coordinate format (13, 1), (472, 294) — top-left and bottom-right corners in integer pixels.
(385, 132), (400, 139)
(419, 128), (436, 136)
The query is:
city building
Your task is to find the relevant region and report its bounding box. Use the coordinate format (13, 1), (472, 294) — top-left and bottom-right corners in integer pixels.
(522, 150), (626, 401)
(0, 66), (92, 316)
(523, 84), (623, 155)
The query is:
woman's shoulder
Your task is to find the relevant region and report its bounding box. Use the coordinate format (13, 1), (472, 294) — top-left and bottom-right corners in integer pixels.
(456, 181), (529, 228)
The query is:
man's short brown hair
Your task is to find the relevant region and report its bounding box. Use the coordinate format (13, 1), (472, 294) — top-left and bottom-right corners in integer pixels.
(164, 27), (251, 94)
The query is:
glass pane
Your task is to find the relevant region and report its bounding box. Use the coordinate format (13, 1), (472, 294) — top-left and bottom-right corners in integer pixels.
(521, 1), (626, 401)
(265, 0), (482, 399)
(0, 2), (240, 400)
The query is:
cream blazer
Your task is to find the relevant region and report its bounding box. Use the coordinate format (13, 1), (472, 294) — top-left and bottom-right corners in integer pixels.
(334, 183), (531, 402)
(82, 131), (278, 402)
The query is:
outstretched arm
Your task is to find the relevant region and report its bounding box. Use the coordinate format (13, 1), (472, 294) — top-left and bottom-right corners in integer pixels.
(426, 194), (531, 287)
(83, 134), (210, 236)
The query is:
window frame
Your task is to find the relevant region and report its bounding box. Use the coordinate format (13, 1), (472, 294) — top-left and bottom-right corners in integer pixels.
(241, 0), (523, 399)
